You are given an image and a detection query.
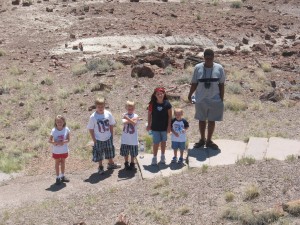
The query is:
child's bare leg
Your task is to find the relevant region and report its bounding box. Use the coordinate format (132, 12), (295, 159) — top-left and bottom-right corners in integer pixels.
(125, 155), (129, 162)
(61, 158), (66, 175)
(160, 141), (166, 155)
(173, 149), (178, 158)
(130, 156), (135, 163)
(55, 159), (60, 177)
(153, 143), (159, 156)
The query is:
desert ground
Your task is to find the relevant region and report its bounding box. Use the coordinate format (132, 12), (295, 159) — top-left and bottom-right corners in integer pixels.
(0, 0), (299, 224)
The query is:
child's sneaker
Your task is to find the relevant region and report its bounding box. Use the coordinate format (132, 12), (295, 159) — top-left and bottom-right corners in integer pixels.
(151, 157), (157, 165)
(178, 157), (184, 164)
(130, 162), (136, 170)
(61, 176), (70, 183)
(171, 157), (177, 163)
(107, 163), (121, 169)
(124, 162), (130, 170)
(160, 155), (166, 164)
(98, 166), (104, 174)
(55, 177), (61, 185)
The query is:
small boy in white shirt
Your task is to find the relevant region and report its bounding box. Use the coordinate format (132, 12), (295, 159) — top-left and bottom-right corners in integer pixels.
(87, 98), (120, 174)
(171, 108), (189, 164)
(120, 101), (139, 170)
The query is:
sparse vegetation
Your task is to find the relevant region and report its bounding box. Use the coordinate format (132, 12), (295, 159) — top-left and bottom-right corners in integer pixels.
(201, 164), (208, 173)
(9, 66), (23, 76)
(224, 191), (235, 202)
(153, 177), (169, 189)
(236, 156), (256, 165)
(244, 184), (260, 201)
(177, 206), (190, 215)
(165, 66), (174, 75)
(0, 49), (6, 56)
(231, 0), (242, 8)
(72, 63), (88, 76)
(225, 96), (247, 112)
(226, 82), (243, 94)
(261, 62), (272, 72)
(285, 155), (297, 162)
(176, 76), (190, 85)
(143, 134), (153, 153)
(196, 14), (201, 20)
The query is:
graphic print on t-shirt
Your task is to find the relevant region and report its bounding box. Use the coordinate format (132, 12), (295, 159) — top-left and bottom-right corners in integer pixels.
(97, 119), (110, 133)
(157, 106), (163, 111)
(55, 134), (64, 142)
(123, 123), (135, 134)
(173, 124), (184, 134)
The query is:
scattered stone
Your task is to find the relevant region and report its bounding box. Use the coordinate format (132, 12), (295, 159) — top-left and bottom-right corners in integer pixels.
(251, 43), (267, 53)
(165, 30), (172, 37)
(70, 33), (76, 39)
(83, 5), (89, 12)
(139, 45), (146, 50)
(166, 93), (181, 100)
(282, 50), (297, 57)
(6, 136), (11, 139)
(65, 43), (68, 48)
(41, 80), (46, 85)
(130, 0), (139, 2)
(46, 7), (53, 12)
(242, 37), (249, 45)
(72, 45), (78, 50)
(170, 13), (177, 18)
(12, 0), (20, 5)
(108, 8), (114, 13)
(19, 102), (24, 107)
(131, 64), (155, 78)
(158, 46), (164, 52)
(115, 55), (135, 65)
(217, 41), (224, 49)
(270, 80), (276, 88)
(79, 42), (83, 51)
(22, 0), (32, 6)
(135, 52), (171, 68)
(285, 34), (296, 40)
(170, 46), (185, 53)
(260, 89), (284, 102)
(245, 5), (253, 10)
(265, 33), (271, 40)
(184, 56), (202, 69)
(91, 83), (112, 92)
(268, 25), (279, 32)
(290, 93), (300, 101)
(156, 29), (163, 34)
(88, 105), (96, 111)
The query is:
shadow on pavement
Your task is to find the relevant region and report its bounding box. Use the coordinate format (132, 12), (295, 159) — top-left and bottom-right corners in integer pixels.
(188, 147), (221, 162)
(118, 168), (137, 180)
(143, 164), (160, 174)
(169, 162), (185, 170)
(45, 182), (66, 192)
(84, 169), (113, 184)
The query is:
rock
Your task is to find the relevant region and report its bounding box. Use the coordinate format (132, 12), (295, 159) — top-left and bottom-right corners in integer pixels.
(108, 8), (114, 13)
(155, 29), (163, 34)
(217, 41), (224, 49)
(131, 64), (155, 78)
(115, 55), (134, 65)
(83, 5), (89, 12)
(19, 102), (24, 107)
(265, 33), (271, 40)
(282, 50), (297, 57)
(268, 25), (279, 32)
(79, 42), (83, 51)
(70, 33), (76, 39)
(260, 89), (284, 102)
(65, 43), (68, 48)
(12, 0), (20, 5)
(46, 7), (53, 12)
(242, 37), (249, 45)
(22, 0), (32, 6)
(166, 93), (181, 100)
(169, 46), (185, 53)
(290, 93), (300, 101)
(41, 80), (46, 85)
(285, 34), (296, 40)
(184, 56), (203, 69)
(91, 83), (112, 92)
(165, 30), (172, 37)
(170, 13), (177, 17)
(88, 105), (96, 111)
(130, 0), (139, 2)
(251, 43), (267, 53)
(157, 46), (164, 52)
(282, 200), (300, 216)
(72, 45), (78, 50)
(270, 80), (276, 88)
(245, 5), (253, 10)
(135, 51), (171, 68)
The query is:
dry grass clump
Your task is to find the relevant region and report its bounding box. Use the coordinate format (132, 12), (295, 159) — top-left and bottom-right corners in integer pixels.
(143, 207), (170, 225)
(225, 96), (247, 112)
(244, 184), (260, 201)
(222, 206), (282, 225)
(143, 134), (153, 153)
(231, 0), (242, 8)
(236, 156), (256, 165)
(153, 177), (169, 189)
(282, 201), (300, 216)
(177, 206), (190, 215)
(261, 62), (272, 72)
(285, 155), (297, 162)
(72, 63), (88, 76)
(224, 191), (235, 202)
(0, 49), (6, 56)
(226, 82), (243, 94)
(9, 65), (23, 76)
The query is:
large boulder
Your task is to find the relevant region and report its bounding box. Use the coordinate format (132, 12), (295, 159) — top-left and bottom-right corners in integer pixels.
(131, 64), (155, 78)
(135, 51), (171, 68)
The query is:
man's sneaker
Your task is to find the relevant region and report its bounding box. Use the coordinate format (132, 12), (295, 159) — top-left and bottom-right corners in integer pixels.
(206, 140), (219, 150)
(160, 155), (166, 164)
(107, 163), (121, 170)
(55, 178), (61, 185)
(61, 176), (70, 183)
(124, 162), (130, 170)
(178, 157), (184, 164)
(98, 166), (104, 174)
(151, 157), (157, 165)
(130, 162), (136, 170)
(171, 157), (177, 163)
(194, 139), (206, 148)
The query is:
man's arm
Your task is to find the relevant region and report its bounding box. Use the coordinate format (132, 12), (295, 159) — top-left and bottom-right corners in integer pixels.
(219, 83), (224, 101)
(188, 83), (198, 103)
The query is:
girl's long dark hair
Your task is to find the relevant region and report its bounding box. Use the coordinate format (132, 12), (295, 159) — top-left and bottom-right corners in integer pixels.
(148, 87), (168, 106)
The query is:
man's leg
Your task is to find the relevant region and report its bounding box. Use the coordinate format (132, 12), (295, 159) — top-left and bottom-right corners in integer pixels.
(199, 120), (206, 140)
(207, 121), (215, 142)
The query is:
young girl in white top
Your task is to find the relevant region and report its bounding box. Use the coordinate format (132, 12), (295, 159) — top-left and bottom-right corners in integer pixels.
(49, 115), (70, 185)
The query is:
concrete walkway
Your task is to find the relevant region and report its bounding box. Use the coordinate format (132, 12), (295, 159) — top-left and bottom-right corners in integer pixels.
(136, 137), (300, 179)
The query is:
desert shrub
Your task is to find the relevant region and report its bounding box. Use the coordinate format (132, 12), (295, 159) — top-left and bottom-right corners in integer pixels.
(231, 1), (242, 8)
(196, 14), (201, 20)
(9, 66), (23, 75)
(285, 155), (297, 162)
(143, 134), (153, 153)
(0, 150), (33, 173)
(44, 77), (53, 86)
(261, 63), (272, 72)
(0, 49), (6, 56)
(211, 0), (219, 6)
(244, 184), (260, 201)
(201, 164), (208, 173)
(165, 66), (174, 75)
(177, 206), (190, 215)
(72, 64), (88, 76)
(236, 156), (256, 165)
(226, 82), (242, 94)
(176, 76), (190, 85)
(58, 89), (70, 99)
(225, 96), (247, 112)
(153, 177), (169, 189)
(224, 192), (235, 202)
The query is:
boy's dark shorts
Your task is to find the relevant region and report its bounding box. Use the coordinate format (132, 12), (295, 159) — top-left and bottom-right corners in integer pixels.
(92, 137), (115, 162)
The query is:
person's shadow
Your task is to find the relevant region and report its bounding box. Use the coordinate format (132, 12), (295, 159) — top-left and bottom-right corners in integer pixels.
(143, 164), (160, 174)
(118, 168), (137, 180)
(84, 170), (113, 184)
(169, 162), (185, 170)
(45, 182), (66, 192)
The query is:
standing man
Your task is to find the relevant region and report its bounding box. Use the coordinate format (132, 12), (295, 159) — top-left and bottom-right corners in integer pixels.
(188, 49), (225, 150)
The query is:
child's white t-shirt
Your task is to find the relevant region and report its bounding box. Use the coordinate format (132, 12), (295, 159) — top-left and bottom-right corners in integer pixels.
(121, 113), (139, 146)
(87, 110), (116, 141)
(171, 118), (189, 142)
(51, 127), (70, 154)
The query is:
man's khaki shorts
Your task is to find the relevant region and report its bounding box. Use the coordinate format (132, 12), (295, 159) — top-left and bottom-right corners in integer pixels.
(194, 98), (224, 121)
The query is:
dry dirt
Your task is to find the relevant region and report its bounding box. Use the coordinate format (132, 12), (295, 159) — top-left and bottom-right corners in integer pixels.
(0, 0), (300, 224)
